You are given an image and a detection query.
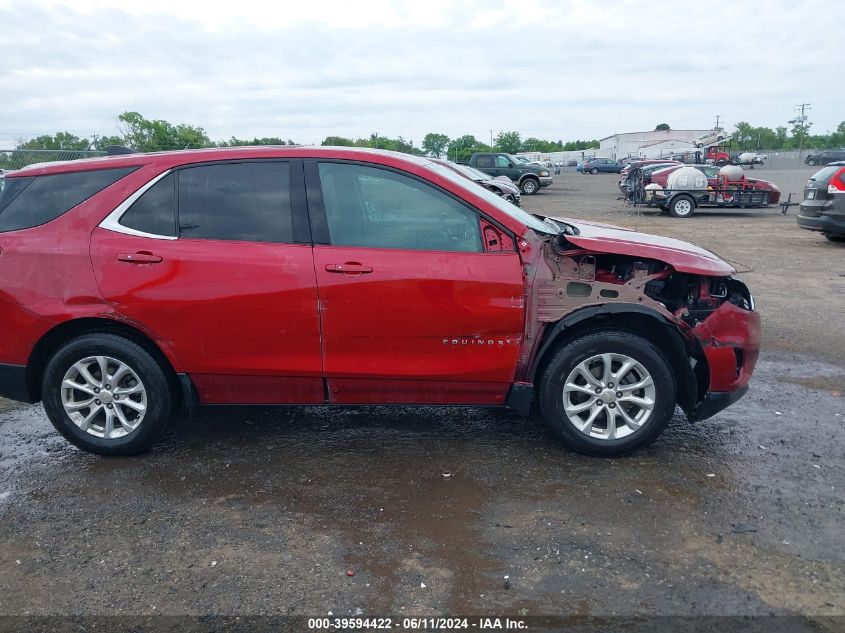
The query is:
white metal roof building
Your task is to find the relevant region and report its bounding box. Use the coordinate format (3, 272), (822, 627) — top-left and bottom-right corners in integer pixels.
(600, 129), (711, 160)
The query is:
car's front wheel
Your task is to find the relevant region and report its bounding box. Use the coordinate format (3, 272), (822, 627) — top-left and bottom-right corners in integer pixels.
(538, 331), (676, 456)
(42, 334), (177, 456)
(589, 168), (599, 175)
(806, 159), (817, 166)
(824, 233), (845, 242)
(520, 178), (539, 195)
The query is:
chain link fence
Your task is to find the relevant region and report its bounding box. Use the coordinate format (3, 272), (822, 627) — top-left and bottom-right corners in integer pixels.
(0, 149), (107, 173)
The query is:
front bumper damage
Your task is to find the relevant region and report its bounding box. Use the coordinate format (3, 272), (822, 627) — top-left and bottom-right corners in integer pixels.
(688, 301), (761, 421)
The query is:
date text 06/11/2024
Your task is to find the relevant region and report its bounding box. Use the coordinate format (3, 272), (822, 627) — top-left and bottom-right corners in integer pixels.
(307, 617), (528, 630)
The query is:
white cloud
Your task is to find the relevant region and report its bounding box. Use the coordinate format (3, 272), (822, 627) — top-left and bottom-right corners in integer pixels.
(0, 0), (843, 147)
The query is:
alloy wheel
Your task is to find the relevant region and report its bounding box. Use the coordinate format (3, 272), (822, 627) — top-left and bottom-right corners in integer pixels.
(61, 355), (147, 439)
(562, 353), (656, 440)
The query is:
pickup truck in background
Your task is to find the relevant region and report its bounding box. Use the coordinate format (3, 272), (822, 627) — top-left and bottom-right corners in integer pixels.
(465, 152), (553, 194)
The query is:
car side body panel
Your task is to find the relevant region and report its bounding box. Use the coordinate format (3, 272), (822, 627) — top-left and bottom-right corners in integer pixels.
(0, 147), (758, 422)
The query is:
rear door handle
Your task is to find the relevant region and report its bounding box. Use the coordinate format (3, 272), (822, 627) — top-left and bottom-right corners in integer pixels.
(118, 252), (163, 264)
(325, 262), (373, 274)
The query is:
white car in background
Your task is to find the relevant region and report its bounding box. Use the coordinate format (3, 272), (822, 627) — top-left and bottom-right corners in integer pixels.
(694, 130), (727, 147)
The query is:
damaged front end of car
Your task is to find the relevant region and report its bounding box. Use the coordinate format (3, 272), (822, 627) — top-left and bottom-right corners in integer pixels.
(516, 217), (760, 422)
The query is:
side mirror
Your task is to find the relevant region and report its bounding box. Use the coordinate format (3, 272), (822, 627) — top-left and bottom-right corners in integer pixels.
(508, 162), (515, 168)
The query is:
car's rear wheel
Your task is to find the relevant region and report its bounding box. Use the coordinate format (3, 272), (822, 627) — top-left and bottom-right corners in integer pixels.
(824, 233), (845, 242)
(520, 178), (539, 195)
(589, 168), (599, 175)
(669, 194), (695, 218)
(538, 331), (676, 457)
(42, 334), (177, 456)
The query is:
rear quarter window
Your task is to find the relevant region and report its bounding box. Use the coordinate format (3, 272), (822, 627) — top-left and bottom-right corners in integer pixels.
(0, 167), (136, 232)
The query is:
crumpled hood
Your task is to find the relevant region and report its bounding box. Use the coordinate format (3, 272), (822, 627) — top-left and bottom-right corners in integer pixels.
(544, 215), (736, 276)
(482, 178), (519, 193)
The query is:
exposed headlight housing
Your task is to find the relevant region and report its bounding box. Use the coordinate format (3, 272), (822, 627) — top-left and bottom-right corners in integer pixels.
(540, 170), (549, 177)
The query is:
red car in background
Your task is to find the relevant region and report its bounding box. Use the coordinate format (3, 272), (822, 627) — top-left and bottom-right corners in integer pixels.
(0, 147), (759, 457)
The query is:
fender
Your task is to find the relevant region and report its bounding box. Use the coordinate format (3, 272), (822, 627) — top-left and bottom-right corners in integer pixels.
(527, 303), (701, 412)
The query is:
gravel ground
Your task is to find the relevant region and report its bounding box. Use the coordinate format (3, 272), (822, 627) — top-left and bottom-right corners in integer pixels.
(0, 164), (843, 626)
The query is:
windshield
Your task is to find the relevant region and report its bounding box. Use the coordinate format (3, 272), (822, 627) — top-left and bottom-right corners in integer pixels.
(424, 162), (555, 234)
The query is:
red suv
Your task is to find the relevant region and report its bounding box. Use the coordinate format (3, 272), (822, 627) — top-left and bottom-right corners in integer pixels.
(0, 147), (760, 457)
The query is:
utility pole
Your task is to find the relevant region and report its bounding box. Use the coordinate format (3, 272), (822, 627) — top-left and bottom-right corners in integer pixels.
(792, 103), (811, 160)
(490, 130), (494, 150)
(714, 114), (721, 130)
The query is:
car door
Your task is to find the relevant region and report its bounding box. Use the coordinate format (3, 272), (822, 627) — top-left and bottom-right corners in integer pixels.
(90, 159), (324, 404)
(305, 160), (525, 405)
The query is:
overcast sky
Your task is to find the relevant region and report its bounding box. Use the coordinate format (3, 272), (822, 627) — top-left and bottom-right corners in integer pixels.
(1, 0), (843, 148)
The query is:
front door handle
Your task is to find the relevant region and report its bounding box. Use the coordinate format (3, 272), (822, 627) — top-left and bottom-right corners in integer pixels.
(118, 252), (163, 264)
(325, 262), (373, 274)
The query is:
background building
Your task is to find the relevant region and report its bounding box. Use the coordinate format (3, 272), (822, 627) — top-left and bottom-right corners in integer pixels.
(600, 129), (711, 159)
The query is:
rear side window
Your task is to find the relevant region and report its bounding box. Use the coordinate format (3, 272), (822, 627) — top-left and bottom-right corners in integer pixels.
(177, 162), (292, 243)
(475, 156), (493, 168)
(119, 173), (176, 237)
(0, 167), (136, 232)
(808, 166), (840, 182)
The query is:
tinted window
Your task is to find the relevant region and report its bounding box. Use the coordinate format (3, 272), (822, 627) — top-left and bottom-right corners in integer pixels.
(318, 162), (482, 252)
(178, 162), (292, 243)
(494, 156), (510, 168)
(119, 173), (176, 236)
(0, 167), (135, 232)
(475, 156), (493, 168)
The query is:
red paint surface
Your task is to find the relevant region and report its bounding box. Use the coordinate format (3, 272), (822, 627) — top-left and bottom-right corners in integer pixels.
(312, 245), (524, 403)
(551, 217), (737, 276)
(694, 301), (761, 392)
(90, 229), (324, 402)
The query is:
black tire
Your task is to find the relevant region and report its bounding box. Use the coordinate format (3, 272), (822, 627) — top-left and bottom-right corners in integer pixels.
(824, 233), (845, 242)
(806, 159), (817, 166)
(669, 194), (695, 218)
(42, 333), (177, 456)
(589, 168), (599, 175)
(538, 331), (676, 457)
(520, 178), (539, 195)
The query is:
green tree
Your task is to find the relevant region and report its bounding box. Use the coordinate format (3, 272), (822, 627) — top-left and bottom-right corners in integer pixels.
(655, 123), (671, 131)
(218, 136), (286, 147)
(117, 111), (212, 151)
(16, 132), (91, 151)
(447, 135), (491, 162)
(90, 134), (125, 151)
(321, 136), (356, 146)
(495, 130), (522, 154)
(422, 133), (450, 158)
(732, 121), (755, 150)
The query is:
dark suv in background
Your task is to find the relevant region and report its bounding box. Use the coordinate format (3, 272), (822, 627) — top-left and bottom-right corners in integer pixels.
(797, 161), (845, 241)
(805, 150), (845, 166)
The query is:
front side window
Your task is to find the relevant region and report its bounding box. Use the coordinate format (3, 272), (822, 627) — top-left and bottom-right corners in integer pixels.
(0, 167), (136, 232)
(494, 156), (510, 168)
(178, 162), (292, 243)
(317, 162), (482, 253)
